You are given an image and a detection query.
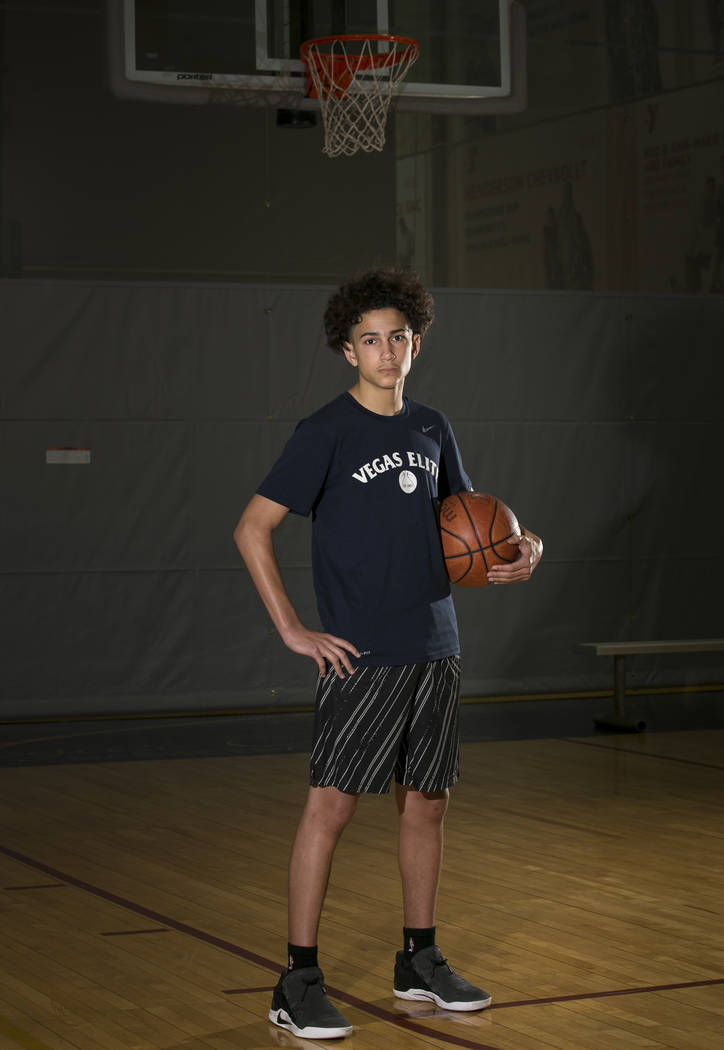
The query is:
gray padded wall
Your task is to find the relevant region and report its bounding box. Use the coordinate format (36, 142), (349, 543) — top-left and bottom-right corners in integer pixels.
(1, 280), (722, 717)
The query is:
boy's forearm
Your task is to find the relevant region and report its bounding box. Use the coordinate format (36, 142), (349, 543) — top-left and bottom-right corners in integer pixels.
(234, 519), (302, 640)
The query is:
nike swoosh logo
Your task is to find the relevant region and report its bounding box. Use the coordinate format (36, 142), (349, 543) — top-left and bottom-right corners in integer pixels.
(422, 424), (436, 433)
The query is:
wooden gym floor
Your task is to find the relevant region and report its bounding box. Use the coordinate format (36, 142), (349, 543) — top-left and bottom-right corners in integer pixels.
(0, 726), (723, 1049)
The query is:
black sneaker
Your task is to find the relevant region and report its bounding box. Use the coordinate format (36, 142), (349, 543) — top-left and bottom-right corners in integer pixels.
(269, 966), (353, 1039)
(393, 945), (492, 1011)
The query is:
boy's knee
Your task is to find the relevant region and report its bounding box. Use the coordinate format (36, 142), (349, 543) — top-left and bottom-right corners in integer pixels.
(397, 786), (449, 825)
(307, 785), (359, 834)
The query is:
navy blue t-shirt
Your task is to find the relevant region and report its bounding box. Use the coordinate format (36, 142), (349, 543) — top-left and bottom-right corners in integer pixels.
(257, 392), (472, 666)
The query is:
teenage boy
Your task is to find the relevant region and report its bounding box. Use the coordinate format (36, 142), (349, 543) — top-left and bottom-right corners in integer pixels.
(234, 269), (542, 1040)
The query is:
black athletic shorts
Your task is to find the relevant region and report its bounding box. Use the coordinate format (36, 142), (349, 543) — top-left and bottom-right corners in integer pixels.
(309, 655), (461, 795)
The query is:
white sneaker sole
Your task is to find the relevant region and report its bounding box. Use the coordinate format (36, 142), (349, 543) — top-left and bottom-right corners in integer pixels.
(393, 987), (492, 1011)
(269, 1007), (353, 1039)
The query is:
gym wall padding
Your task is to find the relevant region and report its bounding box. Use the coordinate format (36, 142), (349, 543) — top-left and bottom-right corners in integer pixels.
(1, 279), (722, 717)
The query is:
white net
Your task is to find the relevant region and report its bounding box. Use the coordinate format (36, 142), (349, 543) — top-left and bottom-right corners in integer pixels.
(302, 36), (419, 158)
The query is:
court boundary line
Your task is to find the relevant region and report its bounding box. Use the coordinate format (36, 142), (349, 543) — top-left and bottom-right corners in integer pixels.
(100, 927), (170, 937)
(492, 977), (724, 1008)
(2, 843), (722, 1050)
(564, 738), (724, 771)
(3, 883), (66, 891)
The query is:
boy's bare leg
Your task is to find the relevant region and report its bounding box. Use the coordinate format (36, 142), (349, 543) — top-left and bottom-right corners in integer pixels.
(393, 784), (492, 1012)
(288, 785), (359, 945)
(395, 784), (449, 926)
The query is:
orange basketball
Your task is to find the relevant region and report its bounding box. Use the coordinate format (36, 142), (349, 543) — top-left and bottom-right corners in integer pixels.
(439, 490), (521, 587)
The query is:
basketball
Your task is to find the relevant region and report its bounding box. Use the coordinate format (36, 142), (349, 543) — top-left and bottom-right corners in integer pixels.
(439, 491), (522, 587)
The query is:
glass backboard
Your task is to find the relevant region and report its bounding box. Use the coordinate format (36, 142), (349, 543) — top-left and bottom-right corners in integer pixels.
(118, 0), (518, 110)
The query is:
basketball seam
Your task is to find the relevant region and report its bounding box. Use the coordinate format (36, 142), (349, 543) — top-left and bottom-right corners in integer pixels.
(439, 523), (474, 581)
(458, 493), (491, 573)
(441, 528), (518, 553)
(441, 524), (518, 560)
(444, 543), (515, 558)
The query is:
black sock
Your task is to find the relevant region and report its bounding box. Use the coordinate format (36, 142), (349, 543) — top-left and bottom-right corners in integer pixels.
(403, 926), (435, 955)
(287, 943), (318, 971)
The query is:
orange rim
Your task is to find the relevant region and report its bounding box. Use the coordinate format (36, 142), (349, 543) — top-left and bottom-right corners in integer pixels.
(301, 34), (419, 97)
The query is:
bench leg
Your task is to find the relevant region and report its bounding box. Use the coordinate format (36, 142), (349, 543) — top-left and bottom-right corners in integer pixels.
(593, 655), (646, 732)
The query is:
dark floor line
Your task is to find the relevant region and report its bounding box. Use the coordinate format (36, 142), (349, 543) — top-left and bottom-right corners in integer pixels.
(222, 974), (724, 1009)
(2, 843), (719, 1050)
(3, 882), (66, 890)
(100, 928), (170, 937)
(222, 986), (275, 995)
(493, 976), (724, 1009)
(0, 842), (510, 1050)
(563, 738), (724, 771)
(0, 843), (276, 970)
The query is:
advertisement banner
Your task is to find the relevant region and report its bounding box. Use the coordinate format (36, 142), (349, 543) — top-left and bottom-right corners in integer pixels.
(638, 79), (724, 293)
(451, 111), (606, 289)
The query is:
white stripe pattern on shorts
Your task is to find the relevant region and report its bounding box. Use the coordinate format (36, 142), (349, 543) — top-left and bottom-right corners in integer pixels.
(309, 657), (460, 795)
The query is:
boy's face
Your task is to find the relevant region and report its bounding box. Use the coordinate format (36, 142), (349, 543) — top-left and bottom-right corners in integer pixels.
(343, 308), (420, 390)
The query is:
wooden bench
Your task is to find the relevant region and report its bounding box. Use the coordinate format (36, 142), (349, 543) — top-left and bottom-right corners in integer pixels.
(579, 639), (724, 731)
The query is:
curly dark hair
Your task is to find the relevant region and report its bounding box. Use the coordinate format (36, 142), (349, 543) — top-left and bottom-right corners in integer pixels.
(324, 268), (435, 353)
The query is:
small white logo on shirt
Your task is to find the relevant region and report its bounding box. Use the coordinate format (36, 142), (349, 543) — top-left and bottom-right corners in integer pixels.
(399, 470), (417, 494)
(422, 424), (436, 433)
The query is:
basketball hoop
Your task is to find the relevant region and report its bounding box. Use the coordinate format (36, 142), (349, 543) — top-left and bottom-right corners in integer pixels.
(301, 34), (419, 158)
